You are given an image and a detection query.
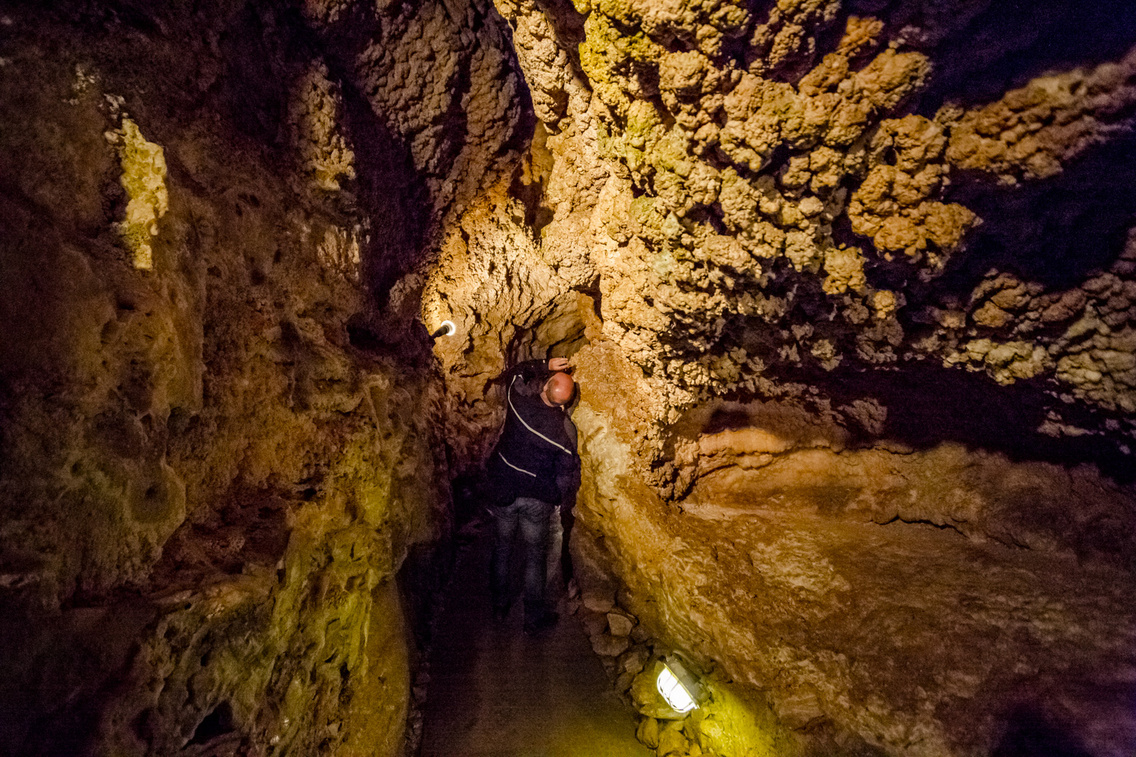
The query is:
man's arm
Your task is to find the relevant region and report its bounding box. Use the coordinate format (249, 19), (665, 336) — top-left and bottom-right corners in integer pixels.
(503, 359), (549, 393)
(502, 357), (568, 390)
(555, 418), (581, 506)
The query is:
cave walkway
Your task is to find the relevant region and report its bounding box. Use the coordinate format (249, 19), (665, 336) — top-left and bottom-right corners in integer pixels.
(418, 520), (651, 757)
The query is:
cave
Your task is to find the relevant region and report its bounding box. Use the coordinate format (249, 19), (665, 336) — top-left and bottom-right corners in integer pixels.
(1, 0), (1135, 755)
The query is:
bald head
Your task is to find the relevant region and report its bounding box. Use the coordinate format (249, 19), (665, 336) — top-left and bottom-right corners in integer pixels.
(542, 371), (575, 407)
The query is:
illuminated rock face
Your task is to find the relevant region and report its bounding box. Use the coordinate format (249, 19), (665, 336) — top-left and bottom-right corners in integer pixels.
(570, 344), (1136, 755)
(4, 1), (1136, 756)
(0, 1), (521, 754)
(427, 0), (1136, 755)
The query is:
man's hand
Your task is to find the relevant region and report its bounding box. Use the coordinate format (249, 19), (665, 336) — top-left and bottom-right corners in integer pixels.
(548, 357), (571, 372)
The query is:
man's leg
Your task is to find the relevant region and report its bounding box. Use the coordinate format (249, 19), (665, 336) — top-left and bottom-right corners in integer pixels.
(491, 499), (521, 618)
(546, 505), (563, 591)
(559, 499), (575, 590)
(516, 497), (557, 633)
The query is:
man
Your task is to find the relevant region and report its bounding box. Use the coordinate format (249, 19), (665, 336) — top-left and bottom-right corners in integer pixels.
(486, 356), (579, 635)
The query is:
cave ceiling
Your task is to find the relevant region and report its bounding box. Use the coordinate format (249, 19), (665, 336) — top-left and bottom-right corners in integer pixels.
(422, 0), (1136, 489)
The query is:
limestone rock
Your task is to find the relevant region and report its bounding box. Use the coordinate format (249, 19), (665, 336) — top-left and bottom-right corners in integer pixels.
(637, 716), (661, 749)
(0, 2), (516, 753)
(608, 609), (636, 637)
(591, 631), (631, 659)
(569, 353), (1136, 755)
(582, 610), (610, 638)
(417, 1), (1136, 753)
(657, 720), (691, 756)
(8, 1), (1136, 756)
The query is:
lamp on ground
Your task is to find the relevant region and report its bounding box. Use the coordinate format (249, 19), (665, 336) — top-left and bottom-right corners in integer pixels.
(657, 655), (704, 714)
(430, 320), (456, 340)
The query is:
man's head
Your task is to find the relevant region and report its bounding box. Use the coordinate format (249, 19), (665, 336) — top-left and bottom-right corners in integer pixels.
(542, 371), (575, 407)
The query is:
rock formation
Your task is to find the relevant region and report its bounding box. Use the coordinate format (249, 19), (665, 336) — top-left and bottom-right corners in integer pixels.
(0, 0), (521, 753)
(3, 0), (1136, 755)
(427, 0), (1136, 755)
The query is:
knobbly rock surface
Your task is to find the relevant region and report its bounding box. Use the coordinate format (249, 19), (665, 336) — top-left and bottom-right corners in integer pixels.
(426, 0), (1136, 755)
(0, 1), (521, 754)
(5, 0), (1136, 755)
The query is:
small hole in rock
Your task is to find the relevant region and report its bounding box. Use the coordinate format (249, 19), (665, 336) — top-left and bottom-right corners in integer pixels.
(131, 708), (154, 740)
(189, 702), (235, 745)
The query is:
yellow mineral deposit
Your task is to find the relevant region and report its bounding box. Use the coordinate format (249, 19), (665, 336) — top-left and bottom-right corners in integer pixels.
(115, 116), (168, 271)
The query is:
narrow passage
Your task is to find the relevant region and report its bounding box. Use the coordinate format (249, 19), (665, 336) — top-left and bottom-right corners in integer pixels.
(419, 522), (651, 757)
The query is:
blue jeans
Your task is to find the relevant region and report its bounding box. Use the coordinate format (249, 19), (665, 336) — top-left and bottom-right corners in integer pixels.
(491, 497), (552, 609)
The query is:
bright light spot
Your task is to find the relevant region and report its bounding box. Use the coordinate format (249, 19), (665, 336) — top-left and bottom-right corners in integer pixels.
(657, 663), (697, 714)
(430, 320), (456, 340)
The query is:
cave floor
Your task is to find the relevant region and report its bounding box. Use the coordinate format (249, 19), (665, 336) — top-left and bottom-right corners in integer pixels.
(419, 521), (651, 757)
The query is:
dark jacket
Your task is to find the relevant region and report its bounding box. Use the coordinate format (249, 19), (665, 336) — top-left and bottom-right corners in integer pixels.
(487, 360), (579, 506)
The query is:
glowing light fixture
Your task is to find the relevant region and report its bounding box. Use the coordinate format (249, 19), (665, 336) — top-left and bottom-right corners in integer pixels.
(430, 320), (456, 339)
(657, 655), (703, 714)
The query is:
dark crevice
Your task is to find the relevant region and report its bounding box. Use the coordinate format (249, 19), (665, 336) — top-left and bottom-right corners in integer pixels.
(937, 132), (1136, 294)
(794, 359), (1135, 485)
(911, 0), (1136, 116)
(188, 702), (236, 746)
(320, 46), (430, 309)
(992, 705), (1094, 757)
(877, 515), (968, 539)
(216, 4), (290, 146)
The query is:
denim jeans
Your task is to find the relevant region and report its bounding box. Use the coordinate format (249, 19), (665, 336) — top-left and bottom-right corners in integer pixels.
(491, 496), (552, 608)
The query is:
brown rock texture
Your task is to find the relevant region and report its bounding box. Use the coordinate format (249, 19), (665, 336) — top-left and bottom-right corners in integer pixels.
(425, 0), (1136, 755)
(572, 347), (1136, 755)
(0, 1), (523, 754)
(4, 0), (1136, 754)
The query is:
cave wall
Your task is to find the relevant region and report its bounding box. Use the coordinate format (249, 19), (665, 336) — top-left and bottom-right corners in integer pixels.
(424, 0), (1136, 755)
(4, 0), (1136, 753)
(0, 0), (523, 754)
